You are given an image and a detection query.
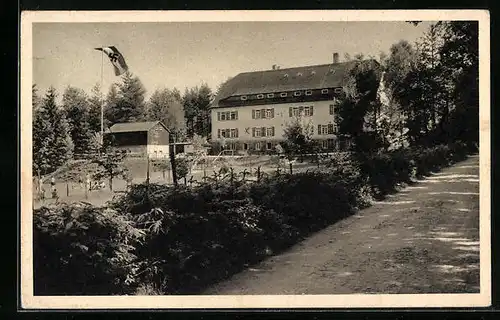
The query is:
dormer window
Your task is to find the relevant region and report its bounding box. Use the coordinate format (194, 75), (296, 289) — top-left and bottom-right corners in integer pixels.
(297, 72), (303, 77)
(240, 95), (248, 101)
(305, 90), (312, 96)
(321, 89), (329, 94)
(267, 93), (275, 98)
(334, 88), (343, 93)
(257, 94), (264, 99)
(283, 73), (289, 79)
(280, 92), (287, 97)
(294, 91), (302, 97)
(311, 71), (316, 75)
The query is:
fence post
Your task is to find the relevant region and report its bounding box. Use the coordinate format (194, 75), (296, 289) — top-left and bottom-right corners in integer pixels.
(66, 183), (69, 197)
(289, 162), (293, 174)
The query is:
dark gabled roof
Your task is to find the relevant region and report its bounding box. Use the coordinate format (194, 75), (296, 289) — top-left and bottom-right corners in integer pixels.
(108, 121), (169, 133)
(212, 59), (380, 106)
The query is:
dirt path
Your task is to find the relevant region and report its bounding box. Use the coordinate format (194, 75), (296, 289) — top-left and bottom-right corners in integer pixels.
(204, 155), (480, 295)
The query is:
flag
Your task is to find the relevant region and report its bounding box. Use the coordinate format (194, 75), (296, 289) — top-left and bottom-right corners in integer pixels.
(95, 46), (129, 76)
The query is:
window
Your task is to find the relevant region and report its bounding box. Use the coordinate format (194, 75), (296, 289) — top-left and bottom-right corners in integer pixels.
(266, 142), (272, 150)
(304, 106), (311, 117)
(266, 109), (274, 118)
(230, 129), (238, 138)
(257, 94), (264, 99)
(255, 142), (262, 151)
(240, 95), (248, 101)
(255, 110), (261, 119)
(267, 93), (275, 98)
(334, 88), (343, 93)
(219, 111), (238, 121)
(253, 127), (262, 137)
(243, 143), (248, 150)
(321, 140), (329, 149)
(329, 104), (335, 115)
(318, 125), (330, 135)
(321, 89), (329, 94)
(321, 125), (329, 135)
(291, 107), (301, 117)
(328, 123), (334, 134)
(305, 90), (312, 96)
(280, 92), (287, 98)
(294, 91), (302, 97)
(266, 127), (275, 137)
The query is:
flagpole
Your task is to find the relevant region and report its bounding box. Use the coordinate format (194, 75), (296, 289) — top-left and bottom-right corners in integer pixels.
(100, 50), (104, 145)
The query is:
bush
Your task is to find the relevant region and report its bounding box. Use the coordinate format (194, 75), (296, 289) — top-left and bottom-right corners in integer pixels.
(35, 142), (473, 295)
(33, 203), (145, 295)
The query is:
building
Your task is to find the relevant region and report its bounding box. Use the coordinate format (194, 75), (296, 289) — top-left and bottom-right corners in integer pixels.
(210, 54), (381, 154)
(106, 121), (171, 158)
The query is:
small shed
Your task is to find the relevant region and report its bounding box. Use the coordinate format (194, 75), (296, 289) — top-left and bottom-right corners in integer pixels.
(106, 121), (171, 158)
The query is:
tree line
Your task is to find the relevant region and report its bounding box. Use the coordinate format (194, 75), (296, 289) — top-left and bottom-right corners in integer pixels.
(32, 72), (216, 175)
(283, 21), (479, 158)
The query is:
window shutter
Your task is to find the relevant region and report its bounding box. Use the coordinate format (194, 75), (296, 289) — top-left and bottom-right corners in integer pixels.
(328, 123), (334, 134)
(252, 110), (255, 119)
(261, 109), (265, 119)
(218, 129), (221, 138)
(235, 111), (238, 120)
(310, 106), (314, 116)
(271, 126), (275, 136)
(252, 127), (255, 137)
(271, 109), (274, 118)
(289, 107), (292, 117)
(299, 106), (304, 113)
(261, 127), (266, 137)
(217, 112), (221, 121)
(318, 124), (321, 135)
(235, 128), (239, 138)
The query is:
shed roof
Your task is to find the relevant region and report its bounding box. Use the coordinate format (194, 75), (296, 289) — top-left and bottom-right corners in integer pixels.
(108, 121), (169, 133)
(212, 59), (380, 106)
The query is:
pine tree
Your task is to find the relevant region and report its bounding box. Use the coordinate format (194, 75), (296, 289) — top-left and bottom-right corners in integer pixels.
(32, 84), (41, 110)
(146, 87), (186, 134)
(106, 72), (147, 125)
(33, 87), (73, 175)
(62, 86), (92, 155)
(87, 83), (103, 133)
(182, 83), (213, 138)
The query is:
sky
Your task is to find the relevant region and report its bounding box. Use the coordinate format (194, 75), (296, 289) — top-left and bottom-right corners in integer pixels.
(32, 21), (432, 102)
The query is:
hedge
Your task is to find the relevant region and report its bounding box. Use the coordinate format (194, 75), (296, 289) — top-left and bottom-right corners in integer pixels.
(33, 141), (475, 295)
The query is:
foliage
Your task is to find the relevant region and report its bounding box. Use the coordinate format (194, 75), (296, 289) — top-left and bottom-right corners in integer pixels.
(36, 140), (473, 295)
(182, 83), (213, 138)
(106, 72), (147, 126)
(33, 87), (74, 175)
(282, 115), (317, 160)
(33, 202), (145, 295)
(175, 156), (190, 181)
(146, 87), (186, 134)
(336, 61), (384, 153)
(32, 84), (41, 110)
(91, 135), (128, 191)
(87, 83), (103, 133)
(384, 21), (479, 148)
(62, 86), (94, 155)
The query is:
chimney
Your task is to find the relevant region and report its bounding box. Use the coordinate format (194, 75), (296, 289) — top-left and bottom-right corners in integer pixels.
(333, 52), (339, 64)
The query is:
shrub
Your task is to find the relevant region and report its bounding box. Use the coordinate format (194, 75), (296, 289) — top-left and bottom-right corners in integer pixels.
(33, 203), (145, 295)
